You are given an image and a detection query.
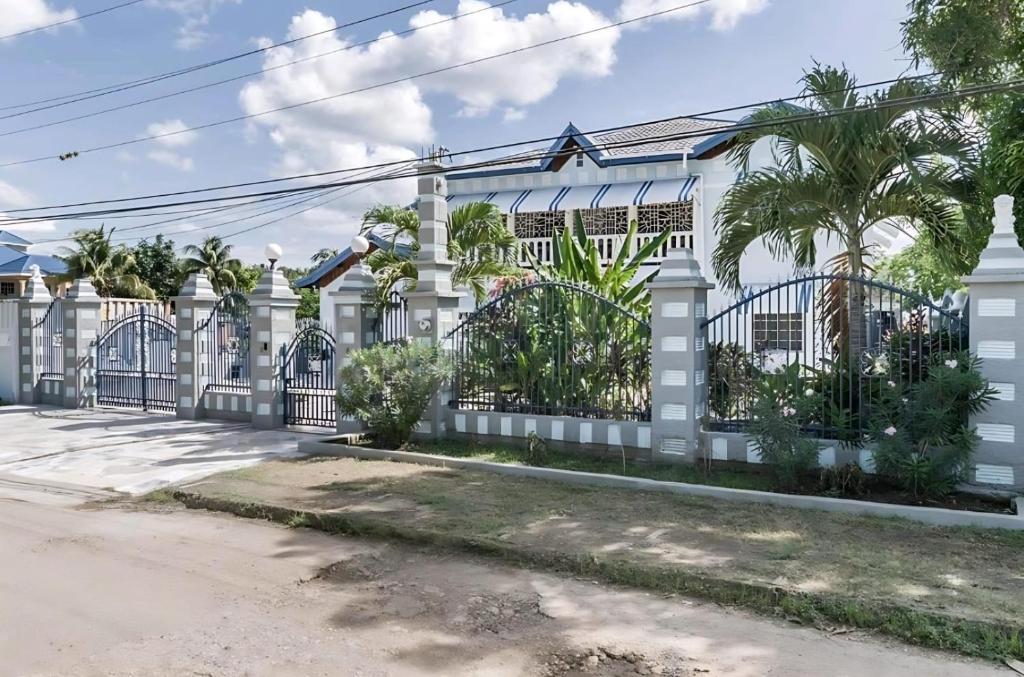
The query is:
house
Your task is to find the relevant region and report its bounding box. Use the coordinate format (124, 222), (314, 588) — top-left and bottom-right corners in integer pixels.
(298, 116), (902, 328)
(0, 231), (68, 299)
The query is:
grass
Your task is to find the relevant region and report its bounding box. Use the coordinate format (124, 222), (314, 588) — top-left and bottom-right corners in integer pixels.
(162, 455), (1024, 661)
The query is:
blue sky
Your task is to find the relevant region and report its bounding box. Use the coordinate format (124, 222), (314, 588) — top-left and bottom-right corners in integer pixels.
(0, 0), (910, 266)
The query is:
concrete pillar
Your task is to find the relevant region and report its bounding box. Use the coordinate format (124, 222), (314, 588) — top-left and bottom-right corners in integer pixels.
(963, 194), (1024, 489)
(173, 273), (218, 420)
(330, 261), (377, 434)
(647, 249), (713, 463)
(17, 265), (53, 404)
(249, 264), (299, 429)
(62, 279), (101, 409)
(404, 161), (462, 438)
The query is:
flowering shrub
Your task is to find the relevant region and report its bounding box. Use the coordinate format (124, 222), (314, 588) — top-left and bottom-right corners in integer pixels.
(869, 351), (995, 499)
(748, 375), (820, 490)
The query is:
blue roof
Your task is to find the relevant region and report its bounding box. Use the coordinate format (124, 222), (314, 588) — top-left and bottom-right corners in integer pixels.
(0, 247), (66, 276)
(0, 230), (32, 247)
(294, 231), (411, 289)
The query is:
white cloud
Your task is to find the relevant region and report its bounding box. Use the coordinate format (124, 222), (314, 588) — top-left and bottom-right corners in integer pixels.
(147, 149), (195, 171)
(503, 107), (526, 122)
(0, 180), (56, 234)
(0, 0), (77, 40)
(149, 0), (240, 50)
(618, 0), (768, 30)
(144, 118), (197, 170)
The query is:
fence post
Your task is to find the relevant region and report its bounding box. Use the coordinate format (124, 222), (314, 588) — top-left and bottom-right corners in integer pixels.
(963, 194), (1024, 489)
(404, 160), (462, 439)
(331, 261), (376, 434)
(62, 278), (101, 409)
(17, 265), (53, 405)
(647, 249), (714, 463)
(173, 273), (218, 420)
(249, 259), (299, 430)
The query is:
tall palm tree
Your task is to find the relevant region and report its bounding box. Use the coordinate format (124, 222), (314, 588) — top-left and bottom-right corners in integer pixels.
(713, 64), (975, 351)
(181, 235), (241, 295)
(58, 226), (154, 299)
(361, 201), (520, 302)
(310, 247), (340, 267)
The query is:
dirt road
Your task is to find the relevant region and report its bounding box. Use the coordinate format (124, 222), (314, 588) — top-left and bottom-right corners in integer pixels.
(0, 490), (1004, 676)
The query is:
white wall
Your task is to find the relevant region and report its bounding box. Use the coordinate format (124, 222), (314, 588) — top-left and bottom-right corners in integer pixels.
(0, 301), (18, 403)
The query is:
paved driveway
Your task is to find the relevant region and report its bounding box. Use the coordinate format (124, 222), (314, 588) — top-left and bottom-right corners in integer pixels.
(0, 405), (313, 494)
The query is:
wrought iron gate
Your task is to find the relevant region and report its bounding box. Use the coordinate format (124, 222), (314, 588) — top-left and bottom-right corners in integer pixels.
(283, 326), (336, 427)
(96, 307), (177, 412)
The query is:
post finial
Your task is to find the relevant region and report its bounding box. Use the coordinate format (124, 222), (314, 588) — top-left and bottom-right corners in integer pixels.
(994, 194), (1015, 235)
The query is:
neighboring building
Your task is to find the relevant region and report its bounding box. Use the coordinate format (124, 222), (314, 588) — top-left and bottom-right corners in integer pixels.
(298, 116), (902, 326)
(0, 231), (68, 298)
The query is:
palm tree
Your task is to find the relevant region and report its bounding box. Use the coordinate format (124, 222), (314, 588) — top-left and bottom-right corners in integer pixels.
(713, 64), (975, 351)
(58, 226), (154, 298)
(311, 247), (340, 267)
(361, 201), (520, 302)
(181, 236), (241, 295)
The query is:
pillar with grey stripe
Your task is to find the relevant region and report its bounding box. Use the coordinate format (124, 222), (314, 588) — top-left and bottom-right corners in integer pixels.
(174, 273), (218, 420)
(647, 249), (713, 463)
(963, 194), (1024, 489)
(17, 265), (52, 405)
(62, 279), (101, 409)
(249, 263), (299, 429)
(404, 160), (462, 439)
(331, 261), (376, 433)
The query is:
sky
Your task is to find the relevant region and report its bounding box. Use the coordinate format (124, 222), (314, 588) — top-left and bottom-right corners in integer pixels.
(0, 0), (912, 267)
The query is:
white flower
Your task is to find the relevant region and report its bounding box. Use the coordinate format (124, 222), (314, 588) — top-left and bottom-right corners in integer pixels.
(804, 388), (815, 397)
(887, 381), (896, 389)
(884, 426), (898, 437)
(782, 406), (796, 417)
(945, 359), (958, 369)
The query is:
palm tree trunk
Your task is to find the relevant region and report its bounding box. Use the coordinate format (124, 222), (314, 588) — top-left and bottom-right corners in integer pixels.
(846, 243), (867, 367)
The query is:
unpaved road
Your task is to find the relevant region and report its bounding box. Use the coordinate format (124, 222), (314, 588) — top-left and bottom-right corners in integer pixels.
(0, 489), (1004, 676)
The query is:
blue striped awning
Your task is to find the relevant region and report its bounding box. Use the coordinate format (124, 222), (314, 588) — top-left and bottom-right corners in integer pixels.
(445, 177), (698, 214)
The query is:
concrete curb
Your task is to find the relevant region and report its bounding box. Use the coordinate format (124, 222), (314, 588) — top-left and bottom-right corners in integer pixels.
(298, 439), (1024, 531)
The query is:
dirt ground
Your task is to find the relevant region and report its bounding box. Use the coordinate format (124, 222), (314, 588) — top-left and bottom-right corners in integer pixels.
(0, 488), (1003, 676)
(179, 456), (1024, 632)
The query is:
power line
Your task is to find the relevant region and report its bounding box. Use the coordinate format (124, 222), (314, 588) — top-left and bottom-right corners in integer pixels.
(0, 0), (715, 168)
(0, 0), (145, 41)
(0, 0), (519, 138)
(0, 0), (440, 115)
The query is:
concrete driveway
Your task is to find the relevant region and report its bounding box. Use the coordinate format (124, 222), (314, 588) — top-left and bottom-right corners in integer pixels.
(0, 405), (313, 495)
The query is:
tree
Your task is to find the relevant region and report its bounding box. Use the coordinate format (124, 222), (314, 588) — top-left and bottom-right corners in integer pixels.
(181, 236), (241, 295)
(131, 235), (183, 300)
(310, 248), (339, 267)
(230, 262), (263, 294)
(360, 201), (520, 302)
(713, 64), (975, 350)
(58, 226), (154, 299)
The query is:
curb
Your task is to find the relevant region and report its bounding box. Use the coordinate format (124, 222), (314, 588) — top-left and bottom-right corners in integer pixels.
(298, 439), (1024, 531)
(170, 489), (1024, 662)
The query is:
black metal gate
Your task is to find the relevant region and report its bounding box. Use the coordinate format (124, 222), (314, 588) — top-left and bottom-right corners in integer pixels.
(283, 326), (336, 427)
(96, 308), (177, 412)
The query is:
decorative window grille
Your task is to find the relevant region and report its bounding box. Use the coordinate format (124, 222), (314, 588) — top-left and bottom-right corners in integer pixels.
(637, 200), (694, 233)
(513, 210), (565, 239)
(578, 206), (629, 235)
(0, 282), (15, 296)
(752, 313), (804, 351)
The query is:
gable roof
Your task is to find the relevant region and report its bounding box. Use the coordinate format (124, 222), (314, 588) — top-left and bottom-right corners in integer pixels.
(0, 251), (66, 276)
(293, 231), (412, 289)
(0, 230), (33, 247)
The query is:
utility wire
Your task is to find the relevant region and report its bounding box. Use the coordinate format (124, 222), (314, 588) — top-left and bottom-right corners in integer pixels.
(0, 0), (439, 115)
(0, 0), (714, 167)
(1, 70), (998, 226)
(0, 0), (145, 41)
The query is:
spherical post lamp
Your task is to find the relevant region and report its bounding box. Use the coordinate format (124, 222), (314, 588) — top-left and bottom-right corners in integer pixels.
(350, 235), (370, 261)
(265, 243), (283, 270)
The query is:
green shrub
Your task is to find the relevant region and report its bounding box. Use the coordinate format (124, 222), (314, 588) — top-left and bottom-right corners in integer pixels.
(336, 341), (453, 448)
(748, 375), (820, 491)
(869, 351), (995, 499)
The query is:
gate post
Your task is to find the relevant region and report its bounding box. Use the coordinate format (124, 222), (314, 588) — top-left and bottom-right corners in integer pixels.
(331, 261), (376, 434)
(647, 249), (714, 463)
(62, 278), (101, 409)
(173, 273), (218, 420)
(17, 265), (52, 405)
(249, 256), (299, 430)
(963, 194), (1024, 489)
(404, 160), (462, 439)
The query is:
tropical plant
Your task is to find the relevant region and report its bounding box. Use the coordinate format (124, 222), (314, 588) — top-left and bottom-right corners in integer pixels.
(869, 351), (996, 499)
(336, 341), (453, 448)
(713, 64), (976, 353)
(181, 236), (241, 295)
(361, 201), (520, 303)
(748, 372), (820, 491)
(311, 248), (339, 267)
(131, 235), (183, 300)
(57, 226), (154, 298)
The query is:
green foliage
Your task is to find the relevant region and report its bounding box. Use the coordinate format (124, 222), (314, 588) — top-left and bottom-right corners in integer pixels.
(869, 351), (996, 499)
(713, 64), (975, 290)
(311, 248), (339, 267)
(296, 287), (319, 320)
(875, 241), (968, 300)
(524, 431), (548, 466)
(748, 372), (820, 490)
(131, 235), (183, 300)
(336, 341), (453, 448)
(230, 262), (263, 294)
(707, 342), (760, 421)
(182, 236), (242, 295)
(58, 225), (155, 299)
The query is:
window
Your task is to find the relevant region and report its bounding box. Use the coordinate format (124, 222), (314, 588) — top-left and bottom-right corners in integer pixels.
(512, 210), (565, 239)
(637, 200), (694, 233)
(578, 206), (629, 235)
(753, 313), (804, 351)
(0, 282), (15, 296)
(576, 151), (584, 167)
